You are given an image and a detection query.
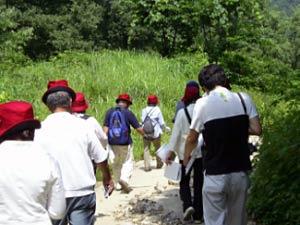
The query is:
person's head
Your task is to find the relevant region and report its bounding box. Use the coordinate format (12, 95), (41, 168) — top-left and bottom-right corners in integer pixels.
(116, 93), (132, 108)
(186, 80), (199, 88)
(72, 92), (89, 113)
(198, 64), (228, 91)
(147, 95), (159, 106)
(42, 80), (75, 113)
(0, 101), (41, 143)
(182, 85), (201, 106)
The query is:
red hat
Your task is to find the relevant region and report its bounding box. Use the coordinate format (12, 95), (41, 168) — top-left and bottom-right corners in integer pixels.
(72, 92), (89, 112)
(147, 95), (159, 104)
(42, 80), (76, 104)
(181, 86), (200, 103)
(0, 101), (41, 139)
(116, 93), (132, 105)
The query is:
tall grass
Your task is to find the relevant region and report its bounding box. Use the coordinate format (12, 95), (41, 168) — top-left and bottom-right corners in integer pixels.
(0, 50), (208, 159)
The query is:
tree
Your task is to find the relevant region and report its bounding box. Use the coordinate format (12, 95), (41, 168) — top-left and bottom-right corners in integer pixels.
(287, 6), (300, 69)
(127, 0), (200, 57)
(0, 5), (32, 69)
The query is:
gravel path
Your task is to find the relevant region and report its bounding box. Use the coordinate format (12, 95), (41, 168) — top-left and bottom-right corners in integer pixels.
(94, 160), (197, 225)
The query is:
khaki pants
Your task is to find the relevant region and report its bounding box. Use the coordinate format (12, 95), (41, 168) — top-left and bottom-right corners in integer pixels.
(143, 136), (163, 170)
(110, 145), (130, 184)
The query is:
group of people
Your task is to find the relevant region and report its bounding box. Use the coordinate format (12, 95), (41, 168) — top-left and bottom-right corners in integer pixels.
(0, 63), (262, 225)
(0, 77), (170, 224)
(166, 64), (262, 224)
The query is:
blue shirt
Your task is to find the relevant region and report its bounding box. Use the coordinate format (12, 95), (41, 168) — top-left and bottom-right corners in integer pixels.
(103, 105), (141, 145)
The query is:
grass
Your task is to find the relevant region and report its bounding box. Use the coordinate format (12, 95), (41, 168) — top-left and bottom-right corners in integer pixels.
(0, 49), (208, 159)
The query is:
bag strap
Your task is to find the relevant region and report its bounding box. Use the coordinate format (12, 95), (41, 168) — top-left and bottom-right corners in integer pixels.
(81, 114), (90, 120)
(143, 107), (155, 124)
(184, 107), (191, 124)
(237, 92), (247, 114)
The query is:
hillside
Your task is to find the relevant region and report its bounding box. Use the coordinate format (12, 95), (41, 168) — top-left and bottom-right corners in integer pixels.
(271, 0), (300, 15)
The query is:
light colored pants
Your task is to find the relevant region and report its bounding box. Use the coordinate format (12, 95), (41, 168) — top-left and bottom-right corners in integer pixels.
(202, 171), (249, 225)
(120, 144), (134, 183)
(110, 144), (133, 184)
(143, 136), (163, 169)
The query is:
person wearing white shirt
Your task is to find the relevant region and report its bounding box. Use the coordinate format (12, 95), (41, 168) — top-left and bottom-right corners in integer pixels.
(184, 64), (262, 225)
(0, 101), (66, 225)
(72, 92), (109, 174)
(72, 92), (108, 148)
(141, 95), (170, 171)
(166, 85), (204, 223)
(35, 80), (114, 225)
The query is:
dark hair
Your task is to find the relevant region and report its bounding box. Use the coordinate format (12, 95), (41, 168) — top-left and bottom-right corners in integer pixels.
(198, 64), (228, 91)
(0, 129), (35, 143)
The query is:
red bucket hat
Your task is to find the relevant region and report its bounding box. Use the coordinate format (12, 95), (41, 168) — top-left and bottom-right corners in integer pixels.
(116, 93), (132, 105)
(0, 101), (41, 139)
(72, 92), (89, 112)
(147, 95), (159, 104)
(181, 86), (200, 103)
(42, 80), (76, 104)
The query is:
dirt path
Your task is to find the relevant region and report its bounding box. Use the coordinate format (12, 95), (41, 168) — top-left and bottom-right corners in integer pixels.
(94, 160), (197, 225)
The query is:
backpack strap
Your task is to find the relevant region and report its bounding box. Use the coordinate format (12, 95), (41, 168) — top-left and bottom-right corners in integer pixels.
(237, 92), (247, 114)
(142, 107), (155, 124)
(184, 107), (192, 124)
(81, 114), (90, 120)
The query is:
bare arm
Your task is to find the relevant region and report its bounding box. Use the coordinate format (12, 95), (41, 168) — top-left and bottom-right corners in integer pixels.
(97, 160), (114, 194)
(249, 116), (262, 136)
(183, 129), (199, 166)
(136, 127), (145, 137)
(103, 125), (109, 135)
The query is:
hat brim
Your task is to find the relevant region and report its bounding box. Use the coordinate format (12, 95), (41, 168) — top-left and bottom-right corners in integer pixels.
(72, 103), (89, 112)
(0, 120), (41, 140)
(42, 86), (76, 104)
(116, 98), (132, 105)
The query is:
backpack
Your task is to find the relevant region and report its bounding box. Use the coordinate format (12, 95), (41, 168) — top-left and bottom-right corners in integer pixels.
(143, 116), (155, 136)
(142, 108), (156, 138)
(108, 107), (129, 145)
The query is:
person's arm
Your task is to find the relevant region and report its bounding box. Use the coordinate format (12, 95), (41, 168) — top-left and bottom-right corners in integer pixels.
(47, 159), (66, 220)
(96, 160), (114, 195)
(166, 151), (176, 165)
(103, 126), (109, 136)
(249, 116), (262, 136)
(136, 127), (145, 136)
(183, 129), (199, 166)
(128, 110), (145, 137)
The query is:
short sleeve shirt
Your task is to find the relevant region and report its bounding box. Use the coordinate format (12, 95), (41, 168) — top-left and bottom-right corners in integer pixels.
(103, 105), (140, 144)
(190, 87), (258, 175)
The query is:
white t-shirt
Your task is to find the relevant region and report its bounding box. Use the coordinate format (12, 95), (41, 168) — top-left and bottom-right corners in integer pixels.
(141, 106), (167, 138)
(0, 141), (65, 225)
(191, 87), (258, 133)
(169, 103), (202, 160)
(35, 112), (108, 197)
(73, 113), (108, 148)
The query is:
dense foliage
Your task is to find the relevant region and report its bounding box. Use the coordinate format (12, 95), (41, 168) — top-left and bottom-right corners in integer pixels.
(248, 101), (300, 225)
(0, 0), (299, 224)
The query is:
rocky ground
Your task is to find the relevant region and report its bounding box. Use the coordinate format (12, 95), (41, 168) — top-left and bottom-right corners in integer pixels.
(94, 160), (256, 225)
(94, 160), (200, 225)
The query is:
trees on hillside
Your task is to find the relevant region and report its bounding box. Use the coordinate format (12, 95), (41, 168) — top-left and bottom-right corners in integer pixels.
(1, 0), (299, 81)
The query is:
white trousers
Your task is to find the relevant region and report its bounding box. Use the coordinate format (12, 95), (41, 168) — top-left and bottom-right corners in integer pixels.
(120, 144), (134, 183)
(202, 171), (249, 225)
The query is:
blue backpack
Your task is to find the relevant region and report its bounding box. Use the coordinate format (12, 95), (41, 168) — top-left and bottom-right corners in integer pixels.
(108, 107), (129, 145)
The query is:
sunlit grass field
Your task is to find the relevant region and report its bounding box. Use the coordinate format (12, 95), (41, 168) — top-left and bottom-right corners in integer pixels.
(0, 50), (282, 160)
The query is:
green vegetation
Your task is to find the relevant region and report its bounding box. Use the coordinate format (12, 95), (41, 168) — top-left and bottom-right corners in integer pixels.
(0, 0), (299, 224)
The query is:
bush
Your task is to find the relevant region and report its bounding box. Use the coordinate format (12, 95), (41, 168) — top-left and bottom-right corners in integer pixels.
(248, 101), (300, 225)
